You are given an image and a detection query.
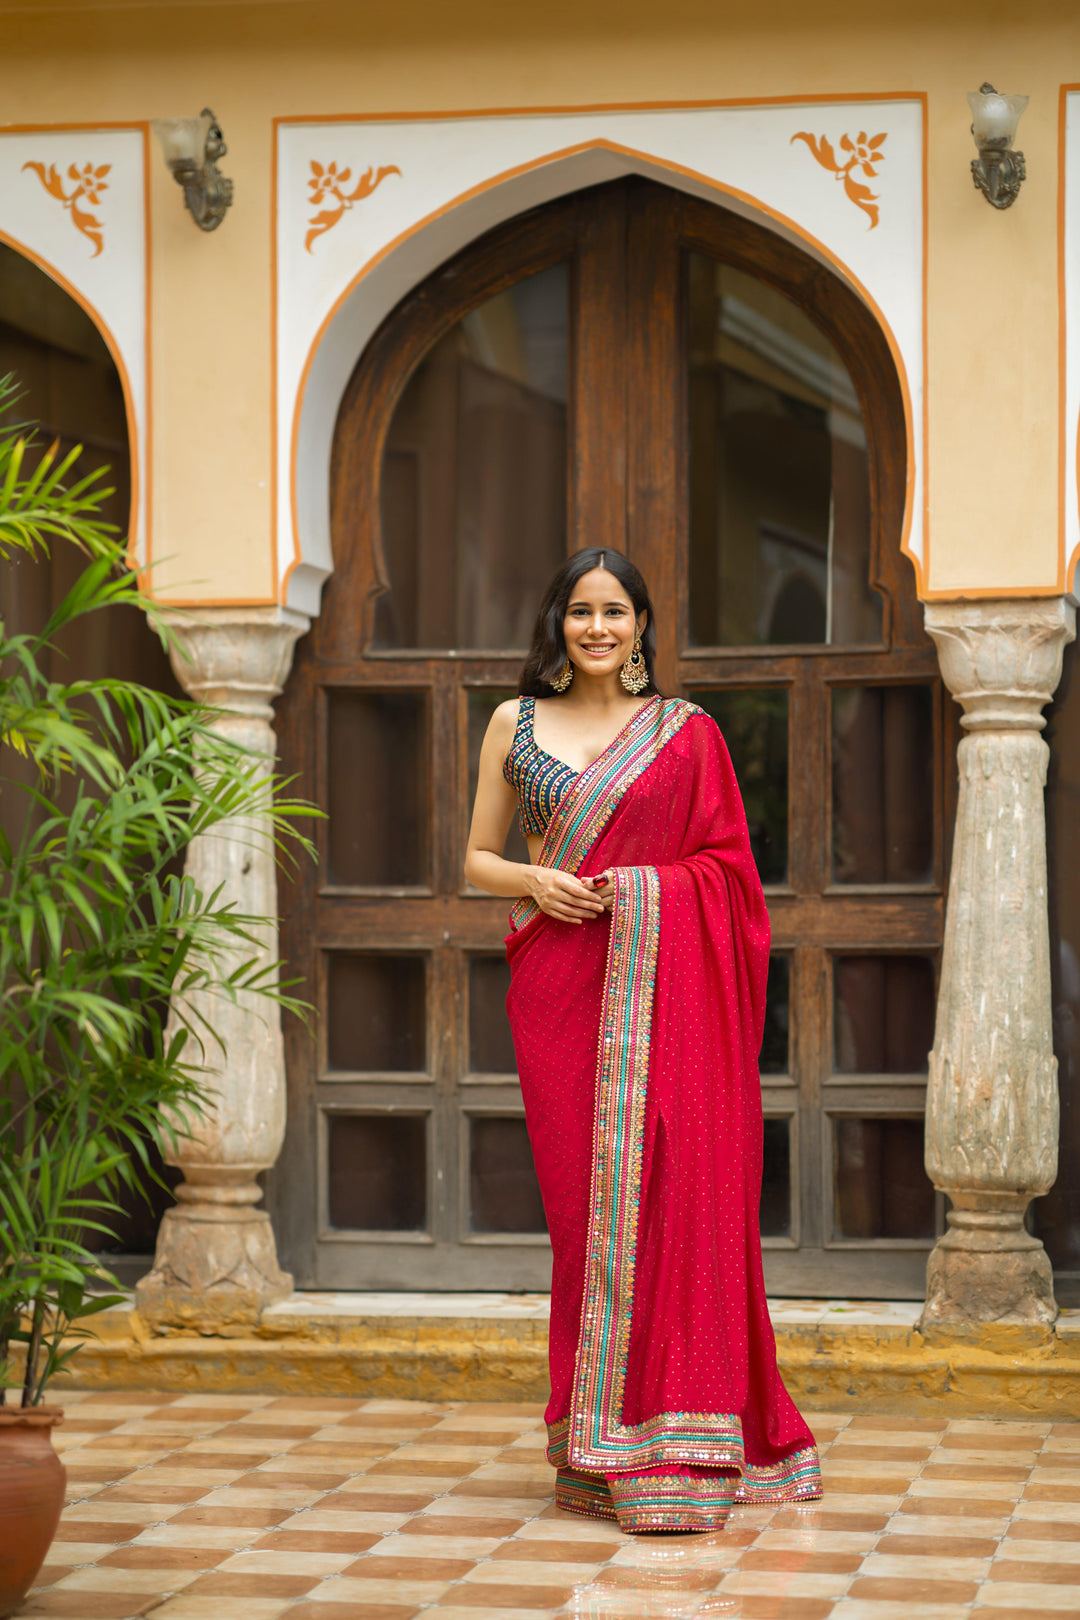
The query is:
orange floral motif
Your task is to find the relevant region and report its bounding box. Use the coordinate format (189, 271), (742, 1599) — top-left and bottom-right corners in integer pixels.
(305, 160), (401, 252)
(790, 130), (887, 229)
(22, 160), (111, 255)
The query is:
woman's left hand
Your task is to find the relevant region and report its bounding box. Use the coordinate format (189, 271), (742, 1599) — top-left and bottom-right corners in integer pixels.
(582, 871), (616, 911)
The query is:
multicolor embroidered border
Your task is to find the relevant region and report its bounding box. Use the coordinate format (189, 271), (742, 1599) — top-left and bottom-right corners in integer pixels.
(508, 697), (699, 932)
(736, 1445), (823, 1503)
(554, 1465), (618, 1523)
(608, 1472), (737, 1532)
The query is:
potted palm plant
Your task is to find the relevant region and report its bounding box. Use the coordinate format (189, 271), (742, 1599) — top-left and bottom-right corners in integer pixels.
(0, 376), (314, 1616)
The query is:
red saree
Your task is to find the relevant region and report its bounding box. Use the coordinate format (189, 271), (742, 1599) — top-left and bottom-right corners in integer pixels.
(505, 696), (821, 1533)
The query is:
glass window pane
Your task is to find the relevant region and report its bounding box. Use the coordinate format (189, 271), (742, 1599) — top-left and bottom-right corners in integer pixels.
(375, 262), (569, 650)
(467, 689), (529, 864)
(761, 954), (790, 1075)
(832, 684), (934, 884)
(327, 690), (427, 886)
(327, 1113), (427, 1230)
(689, 688), (788, 883)
(469, 955), (516, 1075)
(761, 1117), (791, 1238)
(835, 955), (936, 1074)
(833, 1117), (935, 1239)
(687, 253), (882, 649)
(469, 1116), (547, 1234)
(326, 952), (426, 1073)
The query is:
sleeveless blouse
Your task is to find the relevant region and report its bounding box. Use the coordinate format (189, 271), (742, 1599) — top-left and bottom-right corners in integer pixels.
(503, 696), (578, 837)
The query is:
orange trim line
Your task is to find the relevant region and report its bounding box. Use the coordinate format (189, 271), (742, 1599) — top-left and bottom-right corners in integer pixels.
(269, 112), (280, 601)
(153, 595), (281, 608)
(0, 118), (152, 584)
(279, 108), (927, 603)
(0, 225), (142, 571)
(273, 91), (925, 127)
(1063, 85), (1080, 597)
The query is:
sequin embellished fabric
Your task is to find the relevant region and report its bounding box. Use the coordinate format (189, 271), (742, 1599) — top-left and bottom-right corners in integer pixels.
(502, 695), (578, 837)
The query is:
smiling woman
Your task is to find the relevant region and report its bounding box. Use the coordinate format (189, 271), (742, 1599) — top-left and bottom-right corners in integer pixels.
(464, 547), (821, 1535)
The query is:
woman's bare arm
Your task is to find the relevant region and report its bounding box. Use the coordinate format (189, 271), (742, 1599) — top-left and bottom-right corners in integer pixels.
(464, 701), (604, 923)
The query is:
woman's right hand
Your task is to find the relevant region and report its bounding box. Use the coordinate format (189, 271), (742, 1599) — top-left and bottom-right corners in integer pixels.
(525, 866), (606, 923)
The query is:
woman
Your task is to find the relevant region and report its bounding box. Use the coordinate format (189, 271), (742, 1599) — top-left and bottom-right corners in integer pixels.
(465, 547), (821, 1533)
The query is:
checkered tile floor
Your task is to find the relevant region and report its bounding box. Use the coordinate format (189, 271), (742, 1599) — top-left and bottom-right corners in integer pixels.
(14, 1390), (1080, 1619)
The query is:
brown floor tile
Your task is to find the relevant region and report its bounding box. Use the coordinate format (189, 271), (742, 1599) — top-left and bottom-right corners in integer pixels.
(62, 1420), (124, 1433)
(230, 1471), (347, 1492)
(447, 1480), (548, 1500)
(28, 1568), (74, 1588)
(80, 1393), (178, 1406)
(991, 1560), (1080, 1584)
(768, 1510), (888, 1532)
(405, 1515), (522, 1538)
(85, 1435), (172, 1451)
(489, 1539), (612, 1562)
(261, 1397), (374, 1412)
(738, 1549), (864, 1573)
(1050, 1424), (1080, 1436)
(184, 1571), (320, 1596)
(432, 1585), (571, 1609)
(900, 1495), (1012, 1518)
(592, 1568), (718, 1591)
(64, 1466), (130, 1482)
(365, 1460), (468, 1478)
(147, 1407), (256, 1423)
(316, 1492), (434, 1514)
(847, 1416), (947, 1431)
(337, 1413), (439, 1429)
(343, 1555), (477, 1580)
(288, 1607), (419, 1620)
(171, 1506), (291, 1528)
(848, 1575), (980, 1601)
(18, 1597), (157, 1617)
(1006, 1518), (1080, 1542)
(818, 1475), (905, 1494)
(876, 1533), (999, 1558)
(1023, 1483), (1080, 1502)
(94, 1485), (208, 1506)
(98, 1546), (226, 1570)
(972, 1612), (1072, 1620)
(940, 1431), (1040, 1450)
(253, 1530), (380, 1554)
(456, 1402), (547, 1416)
(52, 1521), (138, 1544)
(420, 1429), (526, 1446)
(1034, 1453), (1080, 1468)
(923, 1463), (1031, 1481)
(737, 1602), (836, 1620)
(826, 1445), (932, 1462)
(212, 1423), (322, 1440)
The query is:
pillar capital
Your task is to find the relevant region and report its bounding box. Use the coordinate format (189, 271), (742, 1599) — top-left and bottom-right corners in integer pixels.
(924, 596), (1075, 731)
(136, 605), (309, 1334)
(920, 594), (1075, 1333)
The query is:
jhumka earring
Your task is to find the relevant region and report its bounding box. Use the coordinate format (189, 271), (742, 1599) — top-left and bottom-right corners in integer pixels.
(620, 636), (649, 695)
(551, 659), (574, 693)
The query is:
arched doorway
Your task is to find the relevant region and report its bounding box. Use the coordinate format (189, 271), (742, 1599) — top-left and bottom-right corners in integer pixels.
(275, 177), (954, 1295)
(0, 241), (181, 1280)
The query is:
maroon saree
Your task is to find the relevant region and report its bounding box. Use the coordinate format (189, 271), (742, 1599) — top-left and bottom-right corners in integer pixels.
(505, 696), (821, 1532)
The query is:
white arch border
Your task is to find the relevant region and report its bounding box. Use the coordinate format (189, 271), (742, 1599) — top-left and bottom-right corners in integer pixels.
(276, 100), (926, 615)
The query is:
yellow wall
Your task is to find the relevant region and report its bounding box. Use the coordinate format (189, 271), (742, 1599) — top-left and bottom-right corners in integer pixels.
(1, 0), (1077, 603)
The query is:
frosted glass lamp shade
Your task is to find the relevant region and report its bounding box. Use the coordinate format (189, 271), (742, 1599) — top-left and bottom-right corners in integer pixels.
(968, 88), (1028, 151)
(152, 115), (212, 168)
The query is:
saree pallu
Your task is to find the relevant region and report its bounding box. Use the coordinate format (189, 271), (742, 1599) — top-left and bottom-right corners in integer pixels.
(505, 697), (821, 1533)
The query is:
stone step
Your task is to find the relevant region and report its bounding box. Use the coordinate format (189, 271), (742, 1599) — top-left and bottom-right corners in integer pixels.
(35, 1294), (1080, 1420)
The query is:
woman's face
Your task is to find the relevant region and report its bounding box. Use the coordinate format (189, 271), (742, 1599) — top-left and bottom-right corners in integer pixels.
(562, 568), (645, 681)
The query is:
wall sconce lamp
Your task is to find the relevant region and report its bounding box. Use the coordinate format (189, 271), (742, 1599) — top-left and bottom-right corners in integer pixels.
(968, 83), (1028, 210)
(152, 108), (234, 231)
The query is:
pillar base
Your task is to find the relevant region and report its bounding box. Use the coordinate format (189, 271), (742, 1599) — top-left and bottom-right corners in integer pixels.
(920, 1193), (1057, 1331)
(135, 1201), (293, 1335)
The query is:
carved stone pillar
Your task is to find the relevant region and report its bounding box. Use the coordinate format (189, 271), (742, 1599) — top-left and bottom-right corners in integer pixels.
(135, 607), (309, 1333)
(921, 597), (1075, 1331)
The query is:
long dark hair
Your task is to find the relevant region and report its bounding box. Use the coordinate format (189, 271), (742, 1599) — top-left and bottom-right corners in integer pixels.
(518, 547), (660, 698)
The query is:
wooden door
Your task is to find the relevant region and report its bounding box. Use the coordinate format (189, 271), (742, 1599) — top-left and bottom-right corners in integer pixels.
(273, 178), (952, 1295)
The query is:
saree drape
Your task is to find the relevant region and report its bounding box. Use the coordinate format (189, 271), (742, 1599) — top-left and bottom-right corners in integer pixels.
(505, 696), (821, 1533)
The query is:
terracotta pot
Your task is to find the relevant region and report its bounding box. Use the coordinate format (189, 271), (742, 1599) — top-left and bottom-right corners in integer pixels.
(0, 1405), (65, 1619)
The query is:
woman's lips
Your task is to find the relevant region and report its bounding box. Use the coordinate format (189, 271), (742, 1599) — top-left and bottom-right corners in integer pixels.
(581, 644), (616, 656)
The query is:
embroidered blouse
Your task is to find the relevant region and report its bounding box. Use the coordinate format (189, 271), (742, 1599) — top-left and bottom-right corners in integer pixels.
(503, 696), (578, 837)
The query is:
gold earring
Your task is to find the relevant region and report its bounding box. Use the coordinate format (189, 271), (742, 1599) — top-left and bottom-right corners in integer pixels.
(551, 658), (574, 693)
(620, 637), (648, 695)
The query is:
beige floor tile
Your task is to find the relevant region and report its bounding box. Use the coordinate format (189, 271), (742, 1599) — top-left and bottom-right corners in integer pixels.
(54, 1566), (201, 1592)
(513, 1518), (625, 1541)
(908, 1477), (1023, 1500)
(862, 1552), (992, 1579)
(66, 1503), (183, 1525)
(193, 1487), (325, 1510)
(367, 1533), (506, 1558)
(41, 1542), (116, 1564)
(830, 1604), (970, 1620)
(432, 1610), (563, 1620)
(753, 1528), (879, 1552)
(144, 1601), (293, 1619)
(124, 1468), (245, 1487)
(978, 1586), (1080, 1610)
(1003, 1537), (1080, 1562)
(215, 1549), (357, 1576)
(294, 1574), (451, 1601)
(1012, 1499), (1080, 1522)
(888, 1514), (1011, 1538)
(130, 1525), (262, 1550)
(276, 1508), (413, 1533)
(717, 1570), (852, 1596)
(463, 1561), (629, 1586)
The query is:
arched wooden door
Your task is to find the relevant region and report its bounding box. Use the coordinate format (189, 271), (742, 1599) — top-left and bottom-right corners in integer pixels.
(273, 178), (954, 1295)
